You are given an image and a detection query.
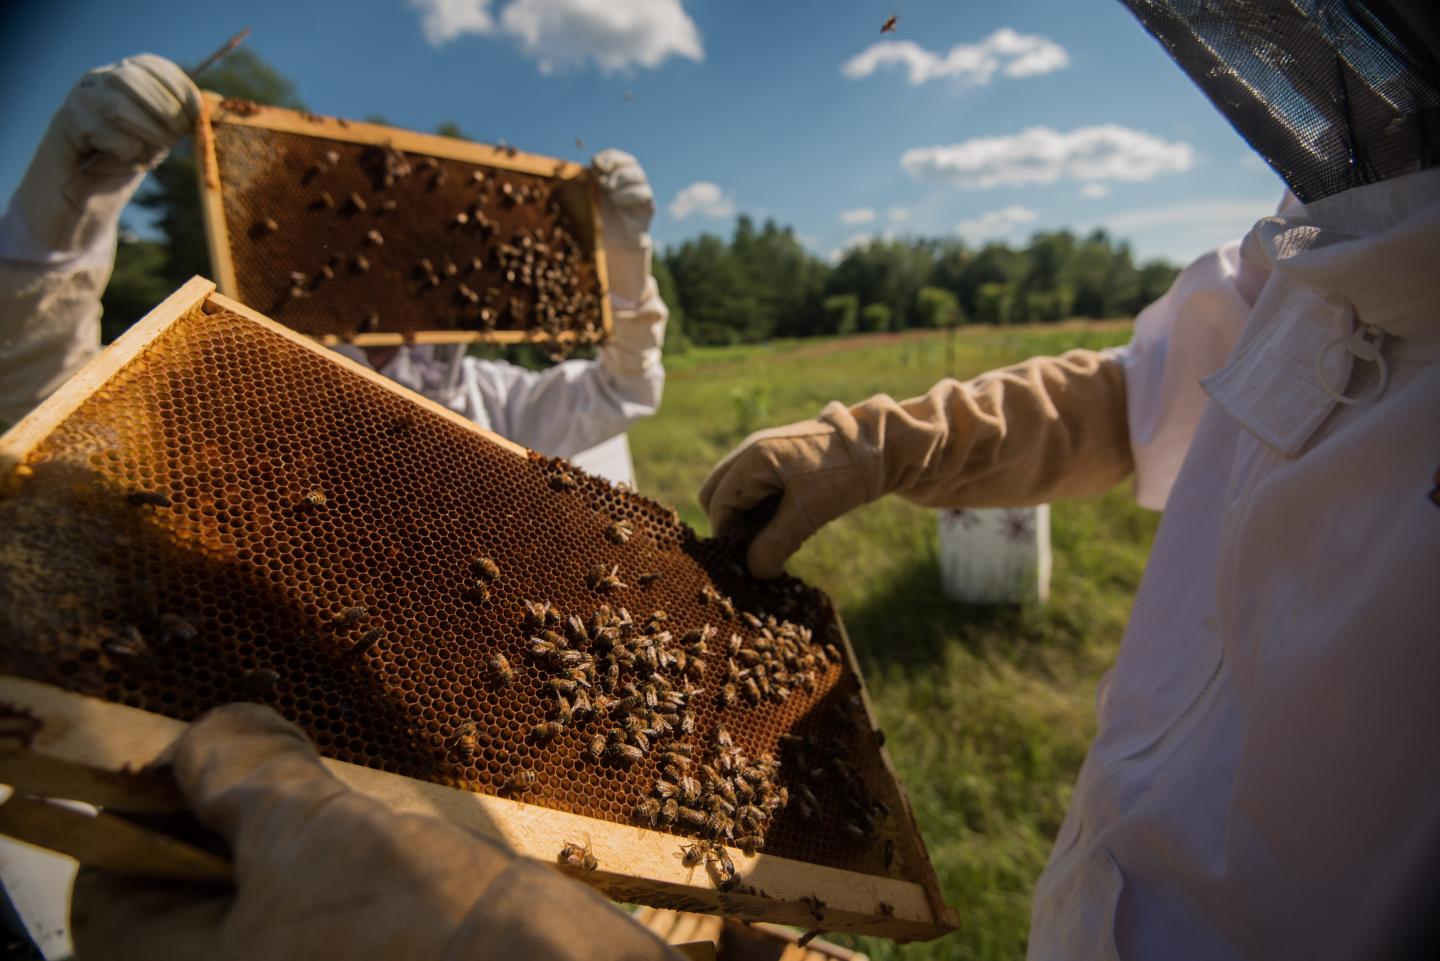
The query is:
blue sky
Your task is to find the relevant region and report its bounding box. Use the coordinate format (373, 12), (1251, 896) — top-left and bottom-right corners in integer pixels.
(0, 0), (1286, 265)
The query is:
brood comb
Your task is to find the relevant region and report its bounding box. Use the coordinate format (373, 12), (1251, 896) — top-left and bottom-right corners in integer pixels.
(0, 279), (956, 941)
(195, 93), (612, 353)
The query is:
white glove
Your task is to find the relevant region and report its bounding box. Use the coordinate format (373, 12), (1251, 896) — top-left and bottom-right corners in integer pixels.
(591, 149), (655, 304)
(14, 54), (199, 254)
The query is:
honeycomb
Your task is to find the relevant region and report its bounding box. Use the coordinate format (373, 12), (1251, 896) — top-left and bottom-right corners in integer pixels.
(0, 301), (926, 883)
(210, 110), (605, 348)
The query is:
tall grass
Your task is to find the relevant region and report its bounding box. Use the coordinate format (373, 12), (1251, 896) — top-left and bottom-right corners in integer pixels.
(628, 323), (1156, 960)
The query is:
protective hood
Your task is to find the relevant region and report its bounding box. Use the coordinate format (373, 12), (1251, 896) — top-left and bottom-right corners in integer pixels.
(1120, 0), (1440, 202)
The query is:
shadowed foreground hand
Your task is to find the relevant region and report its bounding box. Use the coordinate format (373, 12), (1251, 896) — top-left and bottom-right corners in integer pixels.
(72, 703), (680, 961)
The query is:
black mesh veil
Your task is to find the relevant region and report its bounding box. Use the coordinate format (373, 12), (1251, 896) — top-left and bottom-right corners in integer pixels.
(1119, 0), (1440, 202)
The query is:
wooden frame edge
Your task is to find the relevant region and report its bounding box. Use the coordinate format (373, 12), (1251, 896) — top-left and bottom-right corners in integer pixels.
(0, 676), (954, 941)
(194, 99), (237, 296)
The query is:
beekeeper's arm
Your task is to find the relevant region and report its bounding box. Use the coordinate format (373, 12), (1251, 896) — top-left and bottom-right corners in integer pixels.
(702, 236), (1269, 579)
(0, 55), (199, 428)
(71, 704), (683, 961)
(452, 150), (668, 459)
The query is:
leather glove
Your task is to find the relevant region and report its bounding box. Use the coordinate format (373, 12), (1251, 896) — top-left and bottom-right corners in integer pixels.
(591, 149), (655, 305)
(14, 54), (200, 254)
(71, 704), (681, 961)
(700, 349), (1134, 578)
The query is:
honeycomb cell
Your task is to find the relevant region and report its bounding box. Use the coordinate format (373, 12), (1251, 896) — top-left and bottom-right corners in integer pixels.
(0, 303), (918, 880)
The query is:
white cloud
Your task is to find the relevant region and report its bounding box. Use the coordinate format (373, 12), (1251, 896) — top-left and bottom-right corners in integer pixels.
(839, 208), (876, 225)
(887, 207), (910, 222)
(668, 181), (735, 221)
(1079, 183), (1110, 199)
(842, 28), (1068, 87)
(901, 125), (1194, 189)
(411, 0), (495, 45)
(412, 0), (703, 74)
(956, 205), (1038, 242)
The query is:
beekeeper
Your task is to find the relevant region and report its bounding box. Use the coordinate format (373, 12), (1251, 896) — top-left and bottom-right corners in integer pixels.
(702, 15), (1439, 961)
(0, 54), (667, 487)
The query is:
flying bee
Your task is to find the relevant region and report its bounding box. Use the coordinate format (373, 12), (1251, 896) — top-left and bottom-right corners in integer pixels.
(637, 572), (661, 588)
(354, 628), (384, 657)
(471, 556), (501, 580)
(558, 839), (597, 873)
(127, 489), (172, 508)
(532, 721), (564, 741)
(608, 742), (643, 765)
(453, 721), (479, 759)
(606, 519), (634, 544)
(635, 797), (662, 826)
(507, 769), (537, 793)
(489, 654), (514, 686)
(335, 606), (370, 628)
(550, 471), (578, 491)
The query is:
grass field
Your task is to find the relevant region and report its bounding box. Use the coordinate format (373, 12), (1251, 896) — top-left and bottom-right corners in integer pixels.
(628, 323), (1158, 961)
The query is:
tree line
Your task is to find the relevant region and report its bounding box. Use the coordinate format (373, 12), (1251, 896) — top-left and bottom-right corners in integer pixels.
(96, 49), (1178, 348)
(656, 218), (1177, 350)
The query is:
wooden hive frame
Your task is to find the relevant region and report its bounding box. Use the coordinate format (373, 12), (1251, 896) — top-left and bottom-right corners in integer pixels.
(0, 278), (958, 942)
(194, 92), (615, 347)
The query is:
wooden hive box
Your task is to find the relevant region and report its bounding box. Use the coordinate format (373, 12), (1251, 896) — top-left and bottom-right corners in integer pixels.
(195, 92), (613, 350)
(0, 279), (958, 942)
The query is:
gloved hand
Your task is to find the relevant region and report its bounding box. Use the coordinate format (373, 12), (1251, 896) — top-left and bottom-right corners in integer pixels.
(70, 704), (680, 961)
(591, 149), (656, 304)
(14, 54), (199, 255)
(700, 349), (1135, 578)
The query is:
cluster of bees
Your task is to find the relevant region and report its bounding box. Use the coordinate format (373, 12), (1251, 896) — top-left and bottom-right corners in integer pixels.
(248, 139), (602, 352)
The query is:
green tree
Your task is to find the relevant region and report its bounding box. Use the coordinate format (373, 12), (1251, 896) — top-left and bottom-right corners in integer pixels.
(650, 257), (689, 354)
(859, 302), (892, 332)
(822, 294), (859, 335)
(916, 286), (962, 328)
(974, 282), (1017, 326)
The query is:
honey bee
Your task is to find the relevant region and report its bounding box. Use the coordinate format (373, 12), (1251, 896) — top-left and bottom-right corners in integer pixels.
(587, 564), (626, 594)
(741, 612), (763, 629)
(552, 692), (572, 724)
(587, 733), (607, 762)
(102, 624), (149, 659)
(464, 582), (492, 604)
(347, 192), (367, 212)
(653, 779), (679, 799)
(660, 798), (679, 824)
(571, 690), (592, 719)
(507, 769), (537, 793)
(126, 490), (171, 508)
(471, 557), (501, 580)
(733, 835), (762, 857)
(716, 726), (734, 750)
(453, 721), (479, 759)
(532, 721), (564, 740)
(699, 585), (720, 605)
(606, 519), (634, 544)
(546, 678), (578, 694)
(336, 606), (370, 628)
(558, 839), (597, 872)
(352, 255), (371, 273)
(882, 839), (895, 868)
(881, 14), (898, 33)
(522, 600), (555, 629)
(550, 471), (578, 491)
(678, 775), (701, 803)
(353, 628), (384, 656)
(634, 797), (662, 826)
(300, 488), (327, 508)
(257, 216), (279, 234)
(551, 649), (585, 669)
(677, 806), (707, 829)
(158, 613), (197, 643)
(608, 742), (643, 765)
(488, 654), (514, 687)
(679, 842), (707, 869)
(742, 678), (761, 703)
(637, 572), (661, 587)
(242, 667), (280, 690)
(824, 643), (843, 663)
(718, 597), (736, 621)
(708, 844), (738, 891)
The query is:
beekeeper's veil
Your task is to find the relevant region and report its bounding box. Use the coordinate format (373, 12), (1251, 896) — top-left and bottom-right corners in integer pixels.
(1120, 0), (1439, 201)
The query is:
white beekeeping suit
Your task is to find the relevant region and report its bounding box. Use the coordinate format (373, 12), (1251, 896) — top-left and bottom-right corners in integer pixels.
(0, 57), (668, 488)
